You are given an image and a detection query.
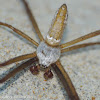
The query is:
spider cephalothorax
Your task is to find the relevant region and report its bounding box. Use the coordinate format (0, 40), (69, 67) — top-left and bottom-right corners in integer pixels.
(37, 41), (61, 68)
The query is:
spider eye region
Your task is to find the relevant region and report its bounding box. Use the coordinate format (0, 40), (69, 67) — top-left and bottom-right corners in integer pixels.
(37, 41), (61, 68)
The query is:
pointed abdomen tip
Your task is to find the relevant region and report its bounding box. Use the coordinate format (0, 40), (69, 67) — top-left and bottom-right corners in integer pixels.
(61, 4), (67, 10)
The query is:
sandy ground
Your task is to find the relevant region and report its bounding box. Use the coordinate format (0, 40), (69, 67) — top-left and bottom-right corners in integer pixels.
(0, 0), (100, 100)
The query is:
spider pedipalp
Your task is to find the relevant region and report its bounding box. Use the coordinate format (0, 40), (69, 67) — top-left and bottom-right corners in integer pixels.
(44, 69), (53, 80)
(30, 62), (53, 80)
(30, 63), (40, 75)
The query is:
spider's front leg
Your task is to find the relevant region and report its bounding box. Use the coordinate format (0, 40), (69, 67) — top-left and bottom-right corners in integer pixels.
(0, 56), (38, 83)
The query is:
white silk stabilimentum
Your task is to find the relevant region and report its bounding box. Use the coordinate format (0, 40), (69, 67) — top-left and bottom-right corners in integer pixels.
(37, 41), (61, 68)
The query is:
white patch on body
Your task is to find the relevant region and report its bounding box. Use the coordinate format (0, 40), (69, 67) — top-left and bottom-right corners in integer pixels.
(46, 35), (60, 45)
(37, 41), (61, 68)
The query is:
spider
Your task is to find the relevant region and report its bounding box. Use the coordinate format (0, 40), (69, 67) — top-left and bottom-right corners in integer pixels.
(0, 0), (100, 100)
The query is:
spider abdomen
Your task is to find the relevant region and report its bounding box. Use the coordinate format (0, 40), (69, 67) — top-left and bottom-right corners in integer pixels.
(45, 4), (68, 46)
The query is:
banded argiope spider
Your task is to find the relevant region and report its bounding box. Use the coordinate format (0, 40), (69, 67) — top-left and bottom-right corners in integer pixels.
(0, 0), (100, 99)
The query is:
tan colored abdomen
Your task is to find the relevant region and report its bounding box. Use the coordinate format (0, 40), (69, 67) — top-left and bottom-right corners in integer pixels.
(45, 4), (68, 46)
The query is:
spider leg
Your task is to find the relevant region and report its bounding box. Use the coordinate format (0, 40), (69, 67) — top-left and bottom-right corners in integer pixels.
(60, 30), (100, 48)
(52, 60), (80, 100)
(0, 52), (36, 67)
(61, 42), (100, 53)
(0, 22), (38, 46)
(0, 57), (38, 83)
(22, 0), (44, 41)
